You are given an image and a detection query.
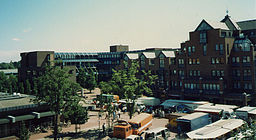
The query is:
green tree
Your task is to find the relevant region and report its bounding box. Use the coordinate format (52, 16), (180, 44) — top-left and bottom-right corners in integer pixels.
(0, 72), (8, 92)
(100, 61), (157, 119)
(8, 74), (18, 93)
(33, 66), (81, 140)
(64, 100), (88, 133)
(25, 79), (31, 94)
(19, 121), (30, 140)
(77, 67), (97, 93)
(18, 82), (25, 94)
(99, 82), (112, 95)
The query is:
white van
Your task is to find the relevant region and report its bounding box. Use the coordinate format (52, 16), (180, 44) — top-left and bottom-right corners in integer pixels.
(144, 127), (170, 140)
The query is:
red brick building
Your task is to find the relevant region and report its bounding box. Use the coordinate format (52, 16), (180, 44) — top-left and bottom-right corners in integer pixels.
(168, 15), (256, 105)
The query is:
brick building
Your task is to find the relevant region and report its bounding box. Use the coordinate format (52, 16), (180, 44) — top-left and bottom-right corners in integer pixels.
(167, 15), (256, 105)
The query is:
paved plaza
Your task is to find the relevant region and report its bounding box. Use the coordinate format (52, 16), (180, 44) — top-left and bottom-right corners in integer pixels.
(29, 89), (177, 140)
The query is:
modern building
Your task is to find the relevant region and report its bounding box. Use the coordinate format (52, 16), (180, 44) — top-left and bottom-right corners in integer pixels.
(0, 92), (54, 138)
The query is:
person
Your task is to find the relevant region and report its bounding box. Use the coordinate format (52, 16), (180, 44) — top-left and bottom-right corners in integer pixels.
(102, 123), (105, 135)
(118, 110), (121, 119)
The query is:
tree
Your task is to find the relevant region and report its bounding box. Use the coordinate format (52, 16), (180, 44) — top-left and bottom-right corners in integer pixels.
(0, 71), (8, 92)
(19, 121), (30, 140)
(33, 66), (81, 140)
(18, 82), (24, 94)
(8, 74), (18, 93)
(25, 79), (31, 94)
(64, 100), (88, 133)
(77, 67), (97, 93)
(100, 61), (157, 119)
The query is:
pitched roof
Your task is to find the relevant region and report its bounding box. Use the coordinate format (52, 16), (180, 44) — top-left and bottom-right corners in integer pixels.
(195, 19), (229, 31)
(125, 53), (139, 59)
(237, 19), (256, 30)
(161, 51), (175, 58)
(220, 15), (240, 30)
(206, 20), (230, 30)
(142, 52), (155, 59)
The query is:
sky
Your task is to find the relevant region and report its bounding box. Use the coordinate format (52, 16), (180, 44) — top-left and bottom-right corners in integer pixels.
(0, 0), (255, 62)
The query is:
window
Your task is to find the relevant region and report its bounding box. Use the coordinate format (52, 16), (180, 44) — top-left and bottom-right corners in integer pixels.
(212, 70), (216, 76)
(189, 70), (193, 76)
(192, 59), (196, 64)
(203, 45), (207, 55)
(188, 58), (192, 64)
(179, 70), (184, 76)
(211, 58), (215, 64)
(200, 32), (207, 43)
(244, 69), (251, 76)
(220, 70), (224, 76)
(215, 44), (219, 51)
(196, 58), (200, 64)
(216, 58), (220, 64)
(178, 59), (184, 64)
(173, 70), (176, 74)
(170, 58), (176, 65)
(192, 46), (195, 52)
(243, 56), (250, 63)
(220, 44), (224, 55)
(150, 59), (155, 65)
(188, 46), (191, 56)
(159, 59), (164, 68)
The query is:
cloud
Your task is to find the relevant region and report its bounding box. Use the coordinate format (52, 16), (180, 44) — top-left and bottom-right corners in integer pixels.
(23, 28), (32, 33)
(12, 38), (21, 41)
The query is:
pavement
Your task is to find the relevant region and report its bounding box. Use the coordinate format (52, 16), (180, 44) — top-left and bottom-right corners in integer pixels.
(29, 88), (177, 140)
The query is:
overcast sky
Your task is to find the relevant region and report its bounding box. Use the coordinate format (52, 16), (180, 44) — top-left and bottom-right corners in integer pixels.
(0, 0), (255, 62)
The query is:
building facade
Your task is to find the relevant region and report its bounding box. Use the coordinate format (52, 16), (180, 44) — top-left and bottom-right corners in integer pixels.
(19, 15), (256, 106)
(167, 15), (256, 105)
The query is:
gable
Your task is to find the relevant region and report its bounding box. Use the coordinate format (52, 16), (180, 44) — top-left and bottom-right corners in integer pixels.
(195, 20), (213, 31)
(159, 53), (165, 58)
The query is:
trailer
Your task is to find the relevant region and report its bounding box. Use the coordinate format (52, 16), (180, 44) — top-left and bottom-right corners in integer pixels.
(176, 112), (210, 134)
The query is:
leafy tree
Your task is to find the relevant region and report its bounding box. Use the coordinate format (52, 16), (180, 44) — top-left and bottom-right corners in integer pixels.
(100, 61), (157, 119)
(8, 74), (18, 93)
(0, 61), (19, 69)
(19, 121), (30, 140)
(25, 79), (31, 94)
(77, 67), (97, 93)
(0, 72), (8, 92)
(64, 100), (88, 133)
(18, 82), (24, 94)
(33, 66), (81, 140)
(99, 82), (112, 95)
(77, 67), (87, 89)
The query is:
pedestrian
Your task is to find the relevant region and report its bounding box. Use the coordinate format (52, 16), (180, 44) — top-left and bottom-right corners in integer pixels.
(102, 123), (105, 135)
(118, 110), (121, 119)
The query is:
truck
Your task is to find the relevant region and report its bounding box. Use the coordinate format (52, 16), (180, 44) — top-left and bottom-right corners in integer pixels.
(176, 112), (210, 134)
(113, 113), (153, 139)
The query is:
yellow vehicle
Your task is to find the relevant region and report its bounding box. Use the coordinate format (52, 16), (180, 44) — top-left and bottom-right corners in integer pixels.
(128, 113), (153, 135)
(113, 120), (132, 139)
